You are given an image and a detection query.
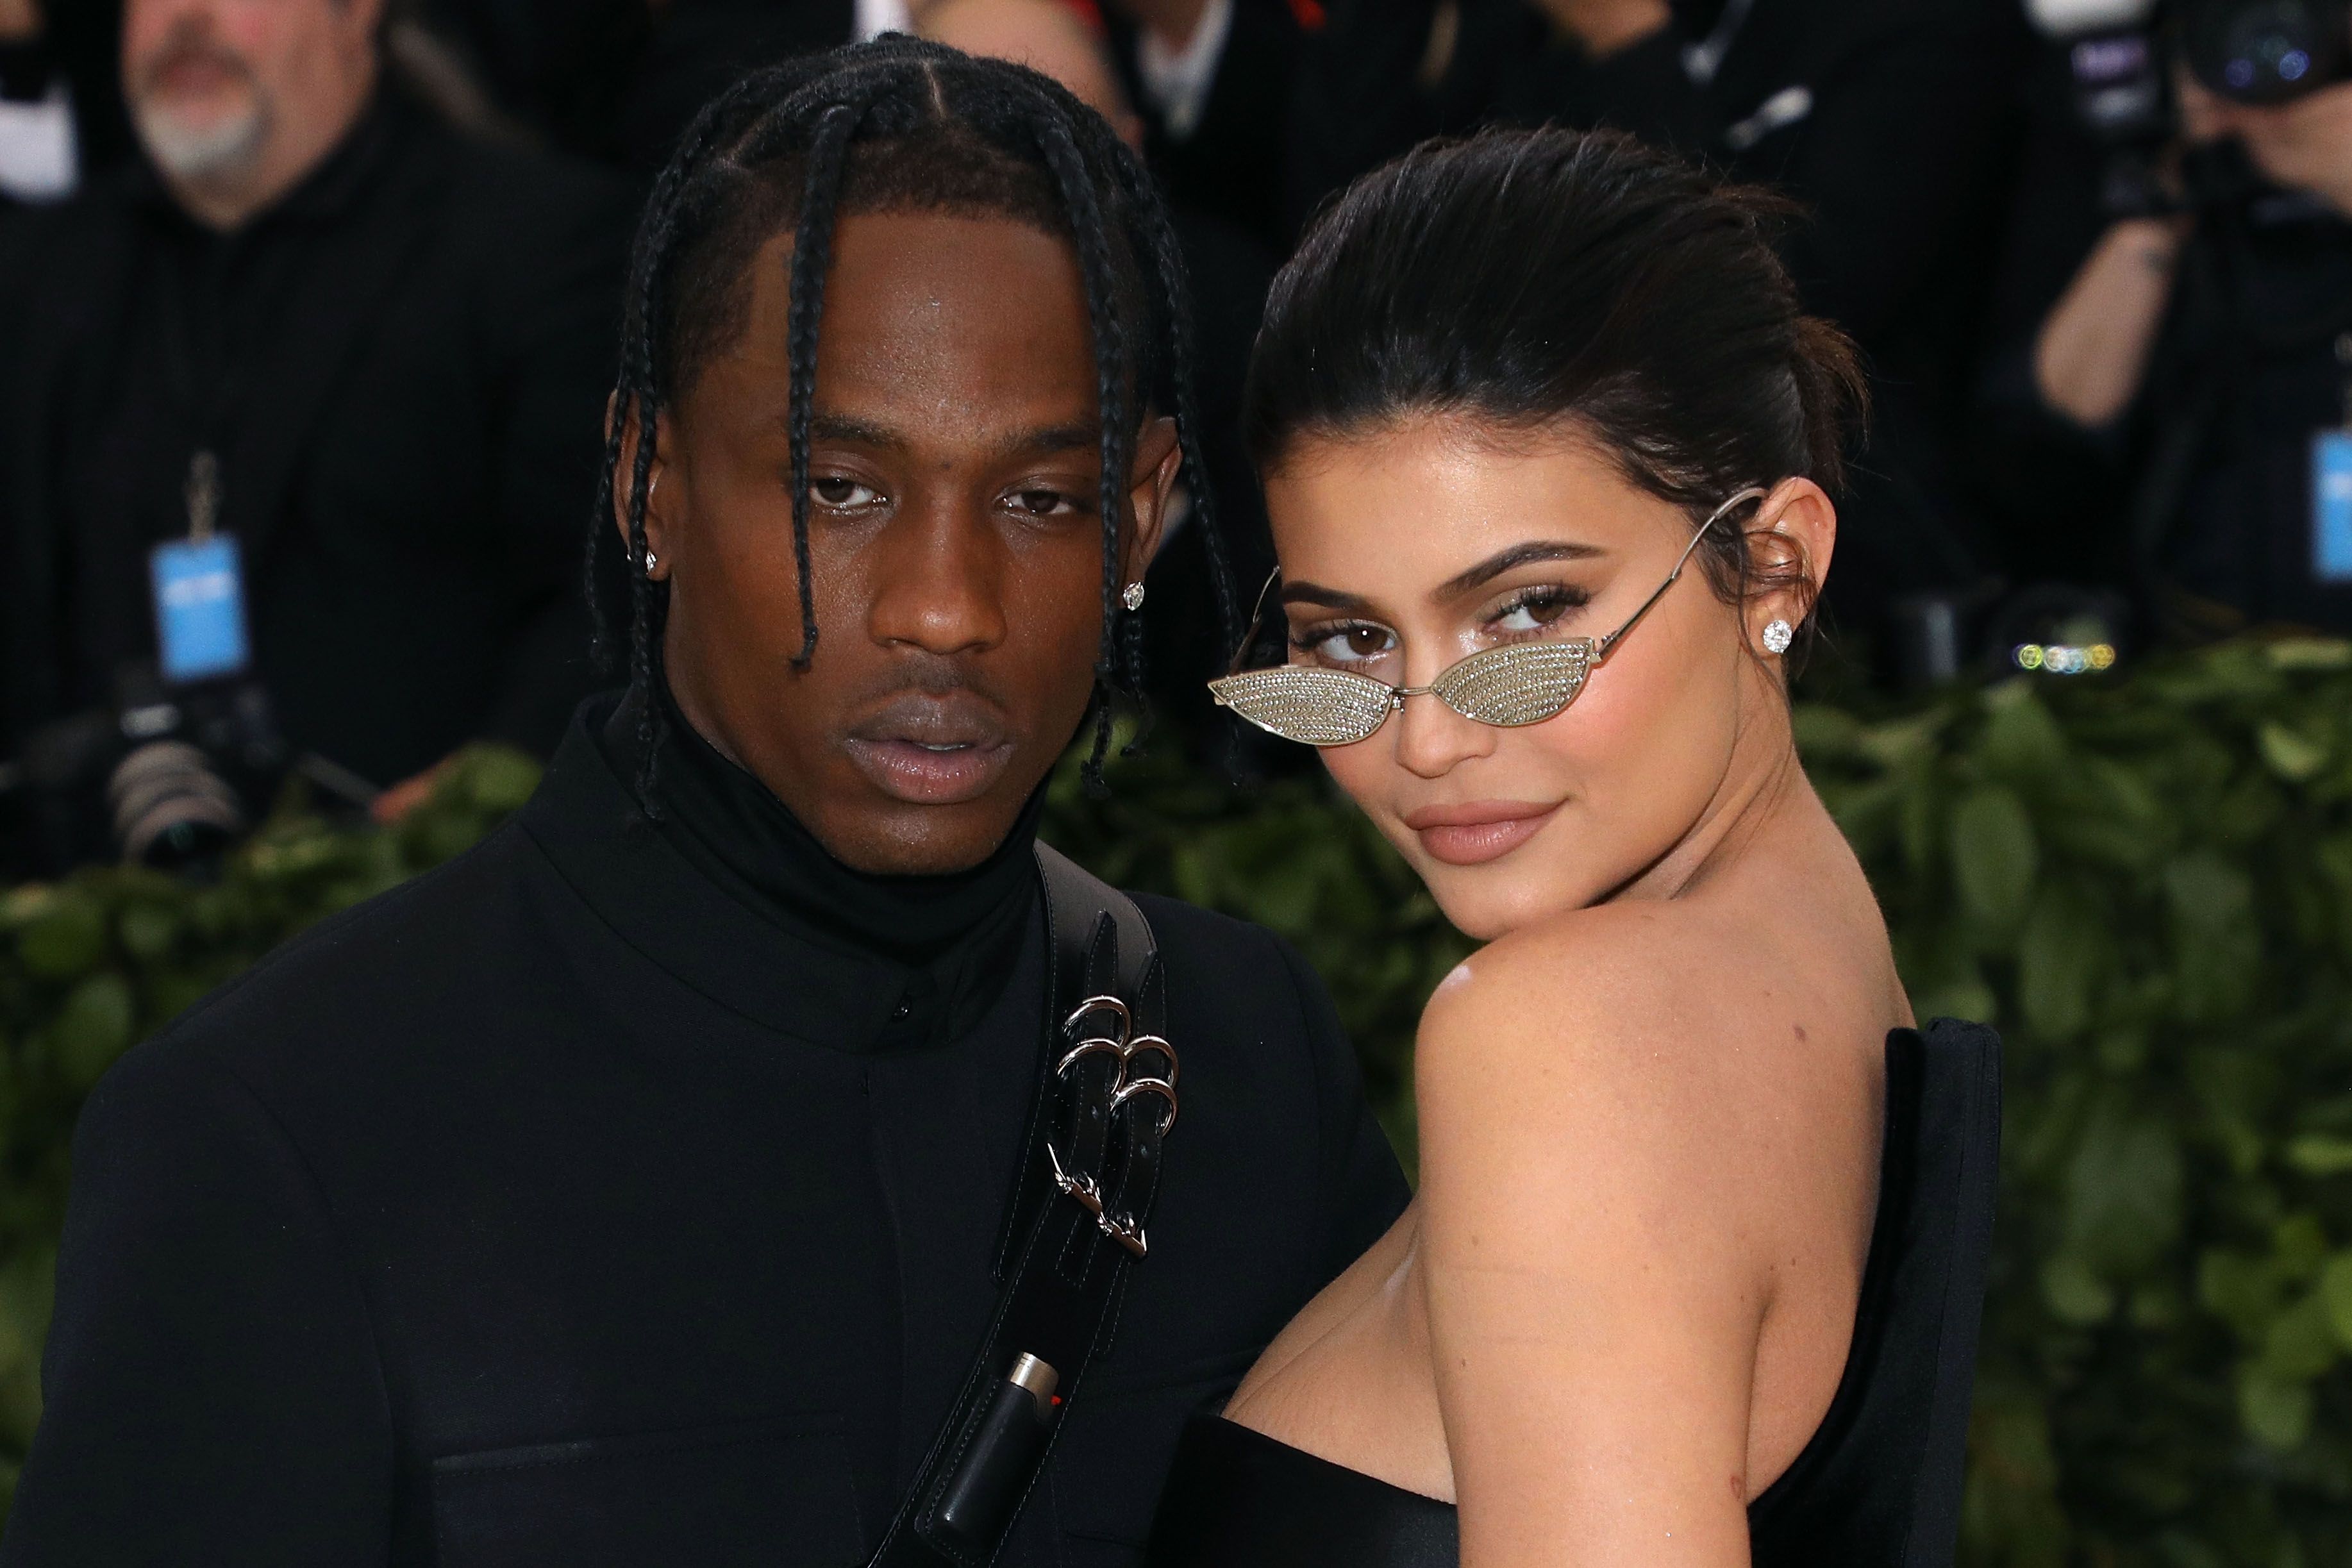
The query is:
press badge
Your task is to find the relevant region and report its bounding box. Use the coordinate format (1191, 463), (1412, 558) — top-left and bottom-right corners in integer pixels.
(2315, 430), (2352, 584)
(150, 533), (251, 684)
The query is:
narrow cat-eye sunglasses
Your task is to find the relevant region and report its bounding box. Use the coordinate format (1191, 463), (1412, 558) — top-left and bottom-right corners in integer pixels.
(1208, 488), (1767, 748)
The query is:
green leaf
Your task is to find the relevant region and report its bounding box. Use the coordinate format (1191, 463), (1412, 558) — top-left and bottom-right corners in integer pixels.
(1980, 688), (2070, 790)
(2064, 1100), (2183, 1278)
(2285, 1135), (2352, 1176)
(1950, 785), (2039, 929)
(2259, 1291), (2339, 1381)
(13, 892), (108, 982)
(51, 972), (135, 1091)
(2318, 1253), (2352, 1349)
(2041, 1251), (2116, 1324)
(2017, 885), (2106, 1042)
(2258, 721), (2331, 783)
(115, 903), (179, 965)
(2264, 637), (2352, 671)
(2239, 1365), (2315, 1451)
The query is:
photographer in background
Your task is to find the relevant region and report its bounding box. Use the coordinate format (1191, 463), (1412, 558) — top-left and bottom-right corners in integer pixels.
(1097, 0), (1306, 253)
(1289, 0), (2029, 667)
(0, 0), (630, 875)
(1981, 0), (2352, 635)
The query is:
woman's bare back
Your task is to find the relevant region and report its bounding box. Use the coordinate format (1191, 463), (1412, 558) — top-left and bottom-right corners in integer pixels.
(1225, 769), (1910, 1517)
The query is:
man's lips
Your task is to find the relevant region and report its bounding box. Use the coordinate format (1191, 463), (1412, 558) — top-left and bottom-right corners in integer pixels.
(842, 698), (1015, 807)
(1399, 799), (1562, 867)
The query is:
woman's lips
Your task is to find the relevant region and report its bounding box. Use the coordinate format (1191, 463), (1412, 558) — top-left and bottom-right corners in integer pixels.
(842, 737), (1015, 805)
(1400, 800), (1562, 867)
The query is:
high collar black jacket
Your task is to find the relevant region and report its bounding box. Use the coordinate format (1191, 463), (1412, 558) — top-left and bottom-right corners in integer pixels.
(0, 695), (1409, 1567)
(0, 95), (633, 796)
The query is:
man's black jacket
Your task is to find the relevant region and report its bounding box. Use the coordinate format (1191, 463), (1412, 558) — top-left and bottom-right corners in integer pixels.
(0, 94), (632, 794)
(0, 698), (1409, 1566)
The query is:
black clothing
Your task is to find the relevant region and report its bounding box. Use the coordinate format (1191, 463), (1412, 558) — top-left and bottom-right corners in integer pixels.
(1289, 0), (2029, 629)
(618, 0), (855, 172)
(411, 0), (654, 163)
(1147, 1021), (2003, 1568)
(2, 690), (1410, 1567)
(1105, 2), (1305, 255)
(651, 678), (1044, 975)
(0, 95), (632, 792)
(1977, 49), (2352, 632)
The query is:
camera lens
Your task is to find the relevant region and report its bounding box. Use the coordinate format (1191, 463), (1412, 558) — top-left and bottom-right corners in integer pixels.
(106, 741), (244, 869)
(2185, 0), (2350, 104)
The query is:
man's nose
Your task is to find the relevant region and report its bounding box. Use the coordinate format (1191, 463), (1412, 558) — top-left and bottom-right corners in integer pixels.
(865, 501), (1008, 657)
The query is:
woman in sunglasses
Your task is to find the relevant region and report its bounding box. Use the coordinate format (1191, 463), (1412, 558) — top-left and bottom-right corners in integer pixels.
(1148, 129), (2000, 1567)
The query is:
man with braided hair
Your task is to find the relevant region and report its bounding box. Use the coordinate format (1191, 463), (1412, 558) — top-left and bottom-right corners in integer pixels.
(1, 38), (1406, 1567)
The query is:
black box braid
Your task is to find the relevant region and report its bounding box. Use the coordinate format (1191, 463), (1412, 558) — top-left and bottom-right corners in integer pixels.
(585, 37), (1241, 807)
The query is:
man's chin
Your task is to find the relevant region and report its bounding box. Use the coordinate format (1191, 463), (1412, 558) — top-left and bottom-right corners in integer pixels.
(133, 99), (268, 183)
(813, 796), (1037, 880)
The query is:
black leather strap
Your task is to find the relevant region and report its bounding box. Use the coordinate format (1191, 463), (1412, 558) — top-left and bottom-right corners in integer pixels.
(864, 844), (1170, 1568)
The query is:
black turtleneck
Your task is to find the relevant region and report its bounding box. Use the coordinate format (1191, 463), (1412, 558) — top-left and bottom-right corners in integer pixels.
(598, 679), (1042, 1048)
(6, 696), (1411, 1566)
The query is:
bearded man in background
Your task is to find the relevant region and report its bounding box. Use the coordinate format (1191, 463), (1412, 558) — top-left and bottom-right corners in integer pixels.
(0, 0), (630, 874)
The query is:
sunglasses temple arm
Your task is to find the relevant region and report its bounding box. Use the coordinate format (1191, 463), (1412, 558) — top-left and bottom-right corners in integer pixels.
(1226, 567), (1284, 677)
(1596, 487), (1769, 660)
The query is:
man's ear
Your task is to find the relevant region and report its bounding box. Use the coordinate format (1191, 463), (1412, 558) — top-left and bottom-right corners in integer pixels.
(608, 395), (677, 580)
(1123, 415), (1183, 585)
(1743, 477), (1836, 651)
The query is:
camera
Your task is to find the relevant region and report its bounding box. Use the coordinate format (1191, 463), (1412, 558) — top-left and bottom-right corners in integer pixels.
(0, 665), (289, 876)
(2182, 0), (2349, 103)
(2035, 0), (2349, 126)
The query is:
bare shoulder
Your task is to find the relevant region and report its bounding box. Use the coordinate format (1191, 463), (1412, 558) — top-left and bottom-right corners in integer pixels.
(1412, 894), (1855, 1245)
(1417, 899), (1736, 1128)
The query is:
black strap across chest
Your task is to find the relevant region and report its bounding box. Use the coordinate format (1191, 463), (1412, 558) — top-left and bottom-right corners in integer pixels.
(863, 844), (1172, 1568)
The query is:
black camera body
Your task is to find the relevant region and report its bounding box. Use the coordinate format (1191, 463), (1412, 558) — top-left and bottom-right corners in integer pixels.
(1, 669), (288, 877)
(2043, 0), (2349, 147)
(2182, 0), (2350, 103)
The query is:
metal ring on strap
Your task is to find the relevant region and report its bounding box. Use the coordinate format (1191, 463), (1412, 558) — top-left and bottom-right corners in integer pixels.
(1062, 995), (1131, 1040)
(1110, 1076), (1178, 1137)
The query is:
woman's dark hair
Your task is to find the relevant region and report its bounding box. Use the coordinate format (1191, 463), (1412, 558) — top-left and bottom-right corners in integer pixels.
(1244, 127), (1866, 631)
(590, 37), (1237, 795)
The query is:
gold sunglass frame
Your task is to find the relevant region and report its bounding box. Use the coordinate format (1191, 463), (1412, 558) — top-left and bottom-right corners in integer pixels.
(1208, 488), (1767, 748)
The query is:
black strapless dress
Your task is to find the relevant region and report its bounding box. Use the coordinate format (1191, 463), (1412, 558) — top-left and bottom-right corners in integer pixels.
(1146, 1020), (2001, 1567)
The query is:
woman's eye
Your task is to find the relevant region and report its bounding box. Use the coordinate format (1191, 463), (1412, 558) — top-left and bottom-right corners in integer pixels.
(810, 476), (881, 509)
(1491, 588), (1582, 635)
(1296, 623), (1397, 664)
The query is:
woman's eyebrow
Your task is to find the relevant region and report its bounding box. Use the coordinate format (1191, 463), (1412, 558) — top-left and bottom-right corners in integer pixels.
(1279, 581), (1376, 612)
(1437, 540), (1605, 599)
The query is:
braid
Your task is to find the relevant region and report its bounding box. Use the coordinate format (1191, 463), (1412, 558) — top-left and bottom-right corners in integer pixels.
(782, 100), (867, 669)
(589, 39), (1242, 811)
(1030, 112), (1131, 795)
(1113, 156), (1240, 669)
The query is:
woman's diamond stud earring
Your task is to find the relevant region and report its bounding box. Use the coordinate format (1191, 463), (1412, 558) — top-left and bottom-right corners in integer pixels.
(1122, 581), (1147, 612)
(1762, 619), (1795, 655)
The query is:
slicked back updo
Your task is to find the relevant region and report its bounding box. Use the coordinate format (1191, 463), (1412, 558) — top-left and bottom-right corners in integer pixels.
(590, 37), (1238, 794)
(1245, 128), (1866, 630)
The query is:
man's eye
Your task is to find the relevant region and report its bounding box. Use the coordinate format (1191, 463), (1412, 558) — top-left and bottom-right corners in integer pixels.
(1008, 488), (1078, 517)
(1295, 622), (1396, 665)
(810, 476), (880, 509)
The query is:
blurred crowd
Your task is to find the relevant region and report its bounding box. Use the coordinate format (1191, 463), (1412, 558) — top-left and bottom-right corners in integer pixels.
(3, 0), (2351, 874)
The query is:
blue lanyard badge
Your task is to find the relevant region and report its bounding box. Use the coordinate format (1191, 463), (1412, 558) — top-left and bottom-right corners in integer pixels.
(150, 533), (252, 684)
(2315, 430), (2352, 584)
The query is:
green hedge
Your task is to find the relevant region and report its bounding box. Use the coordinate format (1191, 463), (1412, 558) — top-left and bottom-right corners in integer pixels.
(10, 642), (2352, 1562)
